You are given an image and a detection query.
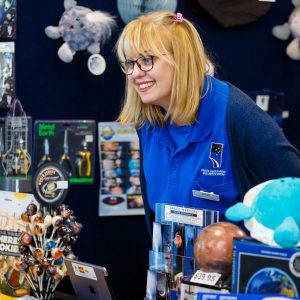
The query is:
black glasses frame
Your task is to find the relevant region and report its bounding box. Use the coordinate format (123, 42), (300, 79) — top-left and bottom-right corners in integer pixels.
(119, 56), (154, 75)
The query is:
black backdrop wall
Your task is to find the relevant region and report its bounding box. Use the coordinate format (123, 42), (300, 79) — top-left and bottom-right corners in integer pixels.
(4, 0), (300, 299)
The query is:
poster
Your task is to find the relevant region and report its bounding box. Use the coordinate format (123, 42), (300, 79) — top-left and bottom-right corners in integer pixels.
(98, 122), (144, 216)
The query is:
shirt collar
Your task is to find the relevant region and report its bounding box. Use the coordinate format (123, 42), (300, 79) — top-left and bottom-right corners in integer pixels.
(190, 76), (213, 142)
(152, 76), (214, 144)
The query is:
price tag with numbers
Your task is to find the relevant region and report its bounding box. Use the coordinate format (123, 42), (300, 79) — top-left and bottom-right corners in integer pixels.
(190, 270), (221, 286)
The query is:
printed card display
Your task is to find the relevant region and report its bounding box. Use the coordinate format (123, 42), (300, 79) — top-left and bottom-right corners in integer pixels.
(146, 203), (220, 300)
(98, 122), (144, 216)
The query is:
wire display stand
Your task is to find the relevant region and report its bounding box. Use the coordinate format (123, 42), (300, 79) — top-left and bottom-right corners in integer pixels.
(2, 99), (31, 176)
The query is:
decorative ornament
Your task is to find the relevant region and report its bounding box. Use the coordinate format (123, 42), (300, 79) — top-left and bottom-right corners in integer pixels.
(45, 0), (116, 74)
(172, 12), (183, 23)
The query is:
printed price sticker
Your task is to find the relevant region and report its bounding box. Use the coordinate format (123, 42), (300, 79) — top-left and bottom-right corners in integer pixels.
(190, 270), (221, 286)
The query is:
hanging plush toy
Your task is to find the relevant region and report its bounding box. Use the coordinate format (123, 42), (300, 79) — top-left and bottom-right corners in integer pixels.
(45, 0), (116, 75)
(225, 177), (300, 249)
(272, 0), (300, 60)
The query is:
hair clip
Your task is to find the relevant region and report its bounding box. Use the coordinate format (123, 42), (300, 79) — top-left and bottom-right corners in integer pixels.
(172, 13), (183, 23)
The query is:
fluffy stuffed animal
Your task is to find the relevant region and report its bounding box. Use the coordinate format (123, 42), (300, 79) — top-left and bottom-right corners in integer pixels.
(225, 177), (300, 249)
(272, 0), (300, 60)
(45, 0), (116, 64)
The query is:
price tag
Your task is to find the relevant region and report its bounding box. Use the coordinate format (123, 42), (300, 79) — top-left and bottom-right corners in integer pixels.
(190, 270), (221, 286)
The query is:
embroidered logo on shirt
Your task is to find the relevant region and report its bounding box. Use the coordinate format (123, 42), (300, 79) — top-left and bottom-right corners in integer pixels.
(209, 142), (223, 168)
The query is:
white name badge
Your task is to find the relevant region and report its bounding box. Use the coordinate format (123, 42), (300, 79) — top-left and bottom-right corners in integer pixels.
(192, 190), (220, 202)
(190, 270), (221, 286)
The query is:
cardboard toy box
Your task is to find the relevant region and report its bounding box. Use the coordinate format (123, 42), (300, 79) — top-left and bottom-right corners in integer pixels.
(232, 238), (300, 298)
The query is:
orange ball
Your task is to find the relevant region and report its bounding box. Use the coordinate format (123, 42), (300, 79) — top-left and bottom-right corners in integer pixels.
(194, 222), (247, 278)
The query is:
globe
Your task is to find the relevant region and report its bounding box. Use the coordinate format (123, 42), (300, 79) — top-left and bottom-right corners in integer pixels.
(194, 222), (247, 279)
(246, 267), (298, 297)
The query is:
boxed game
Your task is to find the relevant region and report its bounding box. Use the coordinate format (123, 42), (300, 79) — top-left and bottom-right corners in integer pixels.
(232, 238), (300, 298)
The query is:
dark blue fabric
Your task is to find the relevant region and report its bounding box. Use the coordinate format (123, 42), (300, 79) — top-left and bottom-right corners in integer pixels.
(138, 79), (300, 236)
(227, 84), (300, 197)
(140, 76), (239, 215)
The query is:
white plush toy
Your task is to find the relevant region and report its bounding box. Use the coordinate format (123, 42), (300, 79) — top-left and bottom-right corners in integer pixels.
(272, 0), (300, 60)
(45, 0), (116, 73)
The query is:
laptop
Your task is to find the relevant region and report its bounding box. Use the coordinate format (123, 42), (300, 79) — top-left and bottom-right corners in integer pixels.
(64, 258), (115, 300)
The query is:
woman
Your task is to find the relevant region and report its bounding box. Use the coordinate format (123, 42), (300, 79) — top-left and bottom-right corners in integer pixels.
(116, 11), (300, 234)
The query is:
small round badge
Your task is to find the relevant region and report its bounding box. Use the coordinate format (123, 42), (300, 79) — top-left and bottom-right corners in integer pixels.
(290, 252), (300, 277)
(88, 54), (106, 75)
(32, 163), (69, 206)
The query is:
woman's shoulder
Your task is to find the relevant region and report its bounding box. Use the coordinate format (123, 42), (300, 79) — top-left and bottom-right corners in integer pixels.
(226, 83), (281, 137)
(227, 83), (267, 119)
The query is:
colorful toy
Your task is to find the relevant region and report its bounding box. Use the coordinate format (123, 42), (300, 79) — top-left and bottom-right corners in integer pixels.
(272, 0), (300, 60)
(225, 177), (300, 249)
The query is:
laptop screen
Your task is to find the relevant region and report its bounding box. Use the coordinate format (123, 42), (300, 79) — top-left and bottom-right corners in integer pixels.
(64, 258), (115, 300)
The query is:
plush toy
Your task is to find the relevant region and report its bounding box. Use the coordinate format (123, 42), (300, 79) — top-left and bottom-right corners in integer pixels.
(272, 0), (300, 60)
(45, 0), (116, 73)
(225, 177), (300, 249)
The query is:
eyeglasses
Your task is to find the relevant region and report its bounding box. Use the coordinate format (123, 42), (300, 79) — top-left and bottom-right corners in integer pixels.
(119, 56), (154, 75)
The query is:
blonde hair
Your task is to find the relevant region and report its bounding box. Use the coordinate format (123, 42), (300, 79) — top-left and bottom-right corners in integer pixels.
(116, 11), (212, 127)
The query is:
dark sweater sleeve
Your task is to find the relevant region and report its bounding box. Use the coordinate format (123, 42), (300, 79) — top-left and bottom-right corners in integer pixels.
(227, 85), (300, 196)
(137, 129), (155, 238)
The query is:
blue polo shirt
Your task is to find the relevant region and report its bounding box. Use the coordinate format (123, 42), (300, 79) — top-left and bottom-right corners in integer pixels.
(140, 76), (239, 216)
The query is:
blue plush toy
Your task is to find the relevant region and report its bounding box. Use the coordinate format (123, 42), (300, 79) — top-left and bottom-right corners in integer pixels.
(225, 177), (300, 249)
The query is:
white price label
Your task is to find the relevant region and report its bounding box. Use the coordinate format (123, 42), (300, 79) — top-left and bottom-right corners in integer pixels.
(190, 270), (221, 286)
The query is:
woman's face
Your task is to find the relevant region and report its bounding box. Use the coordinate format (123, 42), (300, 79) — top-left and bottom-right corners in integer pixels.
(127, 55), (174, 110)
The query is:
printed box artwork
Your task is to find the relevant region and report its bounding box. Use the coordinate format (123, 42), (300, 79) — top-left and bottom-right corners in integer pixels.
(98, 122), (144, 216)
(0, 0), (16, 39)
(0, 42), (15, 109)
(146, 203), (220, 300)
(0, 191), (39, 297)
(34, 120), (96, 184)
(232, 238), (300, 298)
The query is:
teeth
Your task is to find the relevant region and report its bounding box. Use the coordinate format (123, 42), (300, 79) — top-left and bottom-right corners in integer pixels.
(139, 82), (154, 89)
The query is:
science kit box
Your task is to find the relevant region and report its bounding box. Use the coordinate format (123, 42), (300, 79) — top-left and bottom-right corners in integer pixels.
(232, 238), (300, 298)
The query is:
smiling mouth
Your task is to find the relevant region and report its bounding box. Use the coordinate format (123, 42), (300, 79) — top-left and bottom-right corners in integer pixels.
(137, 81), (155, 92)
